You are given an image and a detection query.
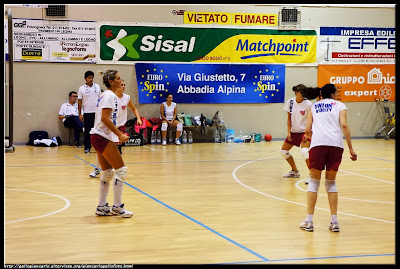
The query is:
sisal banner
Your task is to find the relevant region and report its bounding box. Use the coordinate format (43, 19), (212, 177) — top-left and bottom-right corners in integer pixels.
(97, 23), (316, 64)
(317, 65), (395, 102)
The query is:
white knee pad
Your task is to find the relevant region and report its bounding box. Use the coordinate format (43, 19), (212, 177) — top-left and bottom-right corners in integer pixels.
(307, 178), (320, 193)
(300, 147), (309, 160)
(100, 168), (114, 183)
(176, 123), (183, 132)
(114, 166), (127, 182)
(325, 179), (338, 193)
(161, 122), (168, 131)
(280, 150), (292, 159)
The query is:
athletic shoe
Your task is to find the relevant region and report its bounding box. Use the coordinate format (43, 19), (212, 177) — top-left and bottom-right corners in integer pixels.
(305, 177), (311, 184)
(175, 139), (181, 145)
(84, 148), (90, 153)
(95, 203), (115, 216)
(162, 139), (167, 146)
(112, 204), (133, 218)
(89, 168), (100, 178)
(283, 170), (300, 178)
(300, 221), (314, 232)
(75, 141), (82, 148)
(329, 222), (340, 232)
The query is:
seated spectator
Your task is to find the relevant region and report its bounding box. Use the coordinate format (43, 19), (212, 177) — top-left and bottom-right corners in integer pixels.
(160, 93), (182, 146)
(59, 91), (84, 148)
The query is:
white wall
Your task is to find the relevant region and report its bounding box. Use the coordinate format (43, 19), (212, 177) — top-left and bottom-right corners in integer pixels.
(4, 4), (395, 144)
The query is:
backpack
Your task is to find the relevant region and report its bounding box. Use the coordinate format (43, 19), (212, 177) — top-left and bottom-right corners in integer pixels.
(27, 131), (48, 146)
(134, 117), (152, 144)
(184, 114), (193, 126)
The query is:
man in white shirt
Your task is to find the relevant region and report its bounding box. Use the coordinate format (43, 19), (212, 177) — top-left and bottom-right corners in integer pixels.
(58, 91), (84, 148)
(78, 71), (101, 153)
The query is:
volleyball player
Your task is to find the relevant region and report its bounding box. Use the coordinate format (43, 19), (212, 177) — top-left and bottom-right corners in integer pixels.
(90, 70), (132, 218)
(300, 84), (357, 232)
(281, 84), (313, 184)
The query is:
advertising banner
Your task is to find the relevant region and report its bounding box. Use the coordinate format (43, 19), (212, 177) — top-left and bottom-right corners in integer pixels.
(317, 65), (395, 102)
(183, 11), (278, 26)
(12, 18), (96, 62)
(135, 63), (285, 104)
(317, 27), (395, 64)
(97, 23), (316, 64)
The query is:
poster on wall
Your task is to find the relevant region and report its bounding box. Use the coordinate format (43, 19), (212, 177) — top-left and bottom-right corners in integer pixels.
(12, 18), (96, 62)
(135, 63), (285, 104)
(97, 23), (317, 65)
(318, 65), (395, 102)
(317, 27), (395, 64)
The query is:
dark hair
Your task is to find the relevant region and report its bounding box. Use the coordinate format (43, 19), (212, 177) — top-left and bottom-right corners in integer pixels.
(165, 93), (173, 99)
(101, 70), (118, 88)
(292, 84), (306, 92)
(69, 91), (77, 97)
(302, 83), (338, 100)
(84, 71), (94, 79)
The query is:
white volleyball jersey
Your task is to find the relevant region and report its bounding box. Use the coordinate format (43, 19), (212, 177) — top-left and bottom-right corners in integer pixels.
(78, 83), (101, 113)
(283, 97), (312, 133)
(89, 90), (119, 142)
(160, 102), (176, 121)
(116, 93), (130, 128)
(310, 98), (348, 149)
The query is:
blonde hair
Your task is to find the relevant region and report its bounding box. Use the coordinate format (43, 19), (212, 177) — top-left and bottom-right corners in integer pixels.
(99, 70), (118, 88)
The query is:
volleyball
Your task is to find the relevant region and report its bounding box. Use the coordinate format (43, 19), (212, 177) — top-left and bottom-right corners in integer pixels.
(265, 134), (272, 141)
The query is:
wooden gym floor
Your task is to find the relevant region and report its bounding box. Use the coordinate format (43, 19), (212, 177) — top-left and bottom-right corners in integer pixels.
(4, 139), (395, 264)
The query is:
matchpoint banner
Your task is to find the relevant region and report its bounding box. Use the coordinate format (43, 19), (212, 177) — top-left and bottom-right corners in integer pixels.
(317, 27), (395, 65)
(97, 23), (317, 64)
(318, 65), (395, 102)
(135, 63), (285, 104)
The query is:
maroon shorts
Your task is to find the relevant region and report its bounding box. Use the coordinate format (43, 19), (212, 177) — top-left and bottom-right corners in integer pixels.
(90, 134), (111, 153)
(284, 132), (306, 147)
(309, 146), (344, 171)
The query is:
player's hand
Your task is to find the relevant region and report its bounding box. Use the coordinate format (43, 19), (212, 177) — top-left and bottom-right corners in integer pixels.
(350, 149), (357, 161)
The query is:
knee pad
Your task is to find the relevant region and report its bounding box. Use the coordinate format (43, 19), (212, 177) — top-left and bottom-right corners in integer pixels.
(176, 123), (183, 132)
(114, 166), (127, 182)
(325, 179), (338, 193)
(280, 150), (292, 159)
(307, 178), (320, 193)
(161, 122), (168, 131)
(100, 168), (113, 183)
(300, 147), (309, 160)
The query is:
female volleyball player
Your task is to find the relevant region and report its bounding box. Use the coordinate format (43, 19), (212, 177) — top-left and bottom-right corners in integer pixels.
(160, 93), (183, 146)
(89, 70), (132, 218)
(300, 84), (357, 232)
(281, 84), (313, 184)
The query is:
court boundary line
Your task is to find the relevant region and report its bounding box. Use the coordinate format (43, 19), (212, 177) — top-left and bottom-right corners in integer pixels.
(4, 188), (71, 224)
(232, 156), (395, 224)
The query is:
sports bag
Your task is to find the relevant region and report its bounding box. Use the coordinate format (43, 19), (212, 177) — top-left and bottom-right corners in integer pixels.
(27, 131), (49, 146)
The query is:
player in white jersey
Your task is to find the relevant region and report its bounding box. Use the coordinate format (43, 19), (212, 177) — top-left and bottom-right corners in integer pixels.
(78, 71), (101, 153)
(160, 93), (183, 146)
(89, 70), (133, 218)
(90, 79), (142, 177)
(281, 84), (313, 183)
(299, 84), (357, 232)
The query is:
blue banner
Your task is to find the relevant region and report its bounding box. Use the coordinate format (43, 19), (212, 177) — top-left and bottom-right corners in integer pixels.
(135, 63), (285, 103)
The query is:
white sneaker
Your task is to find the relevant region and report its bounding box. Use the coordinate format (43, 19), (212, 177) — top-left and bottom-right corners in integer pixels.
(329, 222), (340, 232)
(305, 177), (311, 184)
(162, 139), (167, 146)
(89, 168), (100, 178)
(112, 204), (133, 218)
(300, 221), (314, 232)
(95, 203), (114, 216)
(175, 138), (181, 145)
(283, 170), (300, 178)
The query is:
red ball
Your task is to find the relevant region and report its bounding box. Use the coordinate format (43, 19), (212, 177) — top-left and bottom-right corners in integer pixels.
(265, 134), (272, 141)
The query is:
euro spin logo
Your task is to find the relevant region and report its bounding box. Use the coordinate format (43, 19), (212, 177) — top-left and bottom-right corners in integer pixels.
(254, 69), (280, 99)
(103, 28), (196, 61)
(139, 68), (168, 100)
